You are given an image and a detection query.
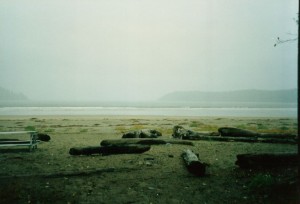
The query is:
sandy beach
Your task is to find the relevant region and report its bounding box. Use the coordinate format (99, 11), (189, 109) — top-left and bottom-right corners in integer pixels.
(0, 115), (298, 203)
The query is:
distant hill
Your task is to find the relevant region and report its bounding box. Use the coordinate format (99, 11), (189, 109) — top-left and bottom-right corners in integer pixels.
(0, 87), (28, 101)
(159, 89), (297, 103)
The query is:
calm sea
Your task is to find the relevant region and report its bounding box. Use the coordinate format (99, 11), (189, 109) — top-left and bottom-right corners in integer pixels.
(0, 101), (297, 117)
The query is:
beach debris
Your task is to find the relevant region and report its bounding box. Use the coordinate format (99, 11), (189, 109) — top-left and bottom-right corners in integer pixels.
(122, 129), (162, 138)
(37, 133), (51, 142)
(173, 125), (198, 139)
(0, 167), (141, 179)
(182, 149), (207, 176)
(218, 127), (259, 137)
(172, 126), (297, 144)
(235, 153), (298, 169)
(219, 127), (297, 139)
(101, 139), (194, 146)
(172, 125), (219, 139)
(69, 144), (150, 156)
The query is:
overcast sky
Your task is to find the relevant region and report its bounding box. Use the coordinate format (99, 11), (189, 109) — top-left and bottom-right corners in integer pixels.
(0, 0), (298, 101)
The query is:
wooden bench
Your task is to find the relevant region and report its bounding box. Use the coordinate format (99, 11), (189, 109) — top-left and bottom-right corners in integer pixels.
(0, 131), (38, 151)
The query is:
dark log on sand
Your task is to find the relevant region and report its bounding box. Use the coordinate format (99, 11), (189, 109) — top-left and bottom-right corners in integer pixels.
(218, 127), (259, 137)
(69, 144), (150, 156)
(182, 135), (258, 143)
(69, 146), (101, 155)
(259, 133), (297, 140)
(0, 139), (20, 141)
(122, 129), (162, 138)
(100, 139), (194, 146)
(257, 137), (297, 144)
(173, 126), (296, 144)
(182, 149), (206, 176)
(219, 127), (297, 140)
(37, 133), (51, 142)
(0, 167), (140, 179)
(172, 125), (198, 139)
(182, 135), (296, 144)
(235, 153), (298, 168)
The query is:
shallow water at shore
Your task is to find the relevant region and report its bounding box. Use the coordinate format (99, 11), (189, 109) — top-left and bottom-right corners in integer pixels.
(0, 106), (297, 117)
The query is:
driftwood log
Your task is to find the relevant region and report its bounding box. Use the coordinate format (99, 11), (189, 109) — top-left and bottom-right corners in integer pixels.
(235, 153), (298, 168)
(173, 125), (198, 139)
(69, 144), (150, 156)
(182, 135), (258, 143)
(101, 139), (194, 146)
(0, 167), (140, 179)
(182, 149), (206, 176)
(122, 129), (162, 138)
(218, 127), (259, 137)
(37, 133), (51, 142)
(259, 133), (297, 140)
(173, 126), (297, 144)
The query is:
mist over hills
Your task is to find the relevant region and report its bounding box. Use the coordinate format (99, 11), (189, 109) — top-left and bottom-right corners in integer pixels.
(0, 87), (297, 108)
(0, 87), (28, 101)
(159, 89), (297, 103)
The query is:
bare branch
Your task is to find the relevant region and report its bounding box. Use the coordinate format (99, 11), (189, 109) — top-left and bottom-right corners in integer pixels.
(274, 37), (298, 47)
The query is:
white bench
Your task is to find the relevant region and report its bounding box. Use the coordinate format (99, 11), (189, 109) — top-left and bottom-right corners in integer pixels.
(0, 131), (38, 151)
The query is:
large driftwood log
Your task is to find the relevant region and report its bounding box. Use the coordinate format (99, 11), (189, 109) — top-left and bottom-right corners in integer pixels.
(37, 133), (51, 141)
(69, 146), (101, 155)
(101, 139), (194, 146)
(182, 135), (258, 143)
(218, 127), (259, 137)
(219, 127), (297, 139)
(182, 149), (206, 176)
(69, 144), (150, 156)
(259, 133), (297, 140)
(235, 153), (298, 168)
(257, 138), (297, 144)
(122, 129), (162, 138)
(173, 125), (197, 139)
(0, 167), (140, 179)
(172, 126), (297, 144)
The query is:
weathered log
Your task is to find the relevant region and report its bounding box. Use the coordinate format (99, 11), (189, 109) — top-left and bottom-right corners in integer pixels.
(183, 135), (296, 144)
(182, 149), (206, 176)
(122, 129), (162, 138)
(218, 127), (297, 140)
(37, 133), (51, 141)
(173, 126), (296, 144)
(257, 137), (297, 144)
(0, 139), (19, 141)
(172, 125), (198, 139)
(259, 133), (297, 140)
(218, 127), (259, 137)
(0, 167), (140, 179)
(182, 135), (258, 143)
(69, 144), (151, 156)
(100, 139), (194, 146)
(235, 153), (298, 168)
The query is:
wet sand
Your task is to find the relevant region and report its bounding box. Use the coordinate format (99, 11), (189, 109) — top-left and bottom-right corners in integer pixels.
(0, 116), (298, 203)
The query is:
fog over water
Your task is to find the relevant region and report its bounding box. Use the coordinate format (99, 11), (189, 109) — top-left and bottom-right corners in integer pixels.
(0, 0), (298, 102)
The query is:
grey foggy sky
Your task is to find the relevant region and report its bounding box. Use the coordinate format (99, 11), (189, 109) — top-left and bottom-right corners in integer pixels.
(0, 0), (298, 101)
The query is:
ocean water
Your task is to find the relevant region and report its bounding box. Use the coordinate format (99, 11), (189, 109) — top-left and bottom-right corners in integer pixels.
(0, 106), (297, 117)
